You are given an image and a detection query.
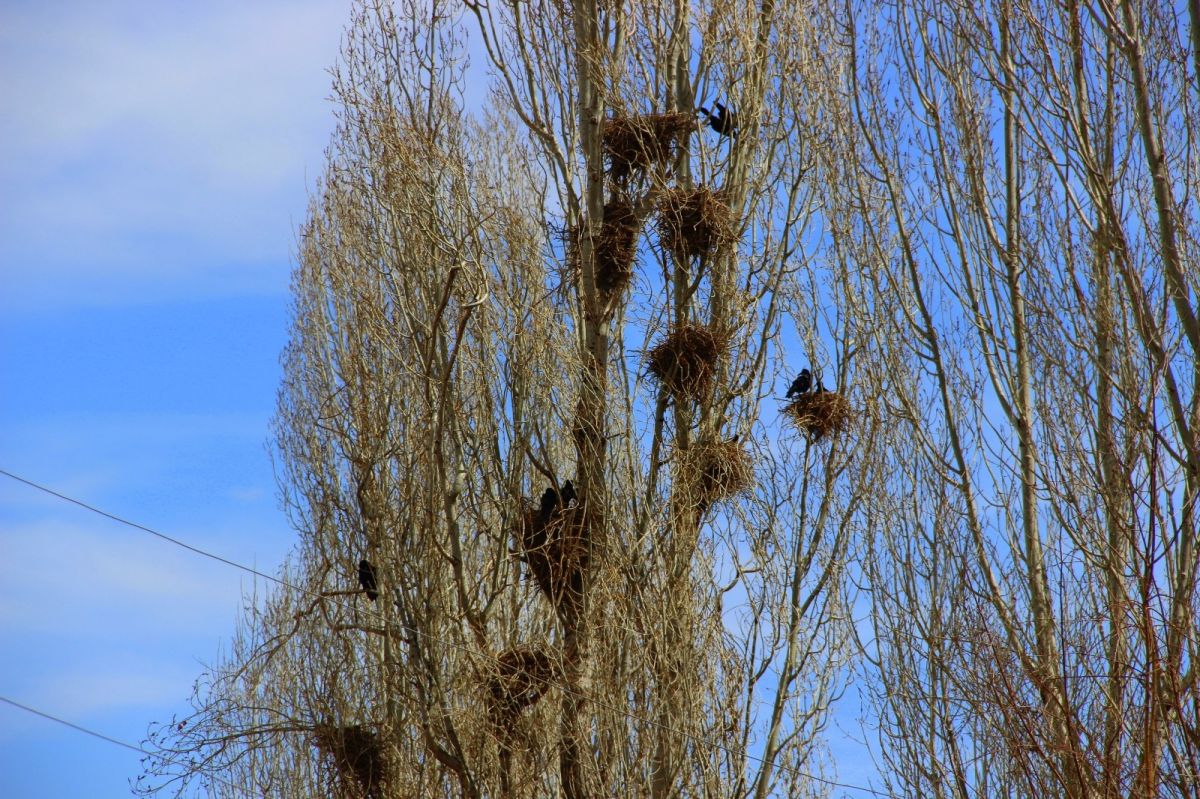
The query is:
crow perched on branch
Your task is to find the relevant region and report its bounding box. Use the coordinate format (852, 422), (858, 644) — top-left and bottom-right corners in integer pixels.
(699, 102), (738, 137)
(786, 369), (812, 399)
(561, 480), (577, 508)
(358, 559), (378, 602)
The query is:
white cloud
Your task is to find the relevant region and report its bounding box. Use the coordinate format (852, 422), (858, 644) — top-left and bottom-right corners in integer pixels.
(0, 0), (350, 310)
(0, 517), (252, 636)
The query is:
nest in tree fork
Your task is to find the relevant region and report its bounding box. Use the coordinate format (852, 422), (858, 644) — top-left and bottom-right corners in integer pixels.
(603, 112), (697, 180)
(679, 439), (754, 508)
(486, 645), (561, 724)
(657, 186), (736, 261)
(312, 724), (389, 799)
(514, 500), (590, 614)
(648, 323), (729, 401)
(568, 198), (641, 296)
(784, 390), (853, 440)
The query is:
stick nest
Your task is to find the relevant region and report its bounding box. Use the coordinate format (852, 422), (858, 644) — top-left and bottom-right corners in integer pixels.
(486, 645), (561, 724)
(568, 198), (641, 297)
(312, 724), (389, 799)
(679, 439), (754, 507)
(514, 500), (590, 615)
(647, 323), (729, 401)
(603, 112), (697, 180)
(657, 187), (737, 260)
(784, 390), (853, 440)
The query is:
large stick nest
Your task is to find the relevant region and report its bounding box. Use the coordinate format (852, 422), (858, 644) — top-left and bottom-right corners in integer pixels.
(514, 500), (590, 615)
(568, 198), (642, 297)
(678, 439), (754, 508)
(784, 390), (853, 440)
(486, 645), (562, 724)
(657, 186), (737, 261)
(647, 323), (729, 401)
(312, 724), (389, 799)
(603, 112), (697, 180)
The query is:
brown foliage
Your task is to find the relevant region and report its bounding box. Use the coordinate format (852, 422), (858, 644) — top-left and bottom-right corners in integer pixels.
(647, 323), (729, 401)
(657, 186), (736, 260)
(784, 391), (852, 440)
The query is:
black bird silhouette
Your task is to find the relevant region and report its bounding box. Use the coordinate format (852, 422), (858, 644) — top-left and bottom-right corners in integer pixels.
(786, 369), (812, 399)
(539, 486), (558, 521)
(358, 559), (378, 602)
(699, 102), (737, 137)
(561, 480), (577, 508)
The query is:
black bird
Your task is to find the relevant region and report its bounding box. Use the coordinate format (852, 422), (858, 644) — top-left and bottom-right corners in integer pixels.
(539, 486), (558, 521)
(358, 559), (379, 602)
(786, 369), (812, 399)
(561, 480), (577, 508)
(699, 102), (738, 137)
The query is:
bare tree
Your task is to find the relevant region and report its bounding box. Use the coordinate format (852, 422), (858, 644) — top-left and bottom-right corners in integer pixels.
(140, 1), (860, 798)
(808, 0), (1199, 797)
(139, 0), (1200, 796)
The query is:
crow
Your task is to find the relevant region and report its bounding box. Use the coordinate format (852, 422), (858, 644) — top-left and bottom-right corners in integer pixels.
(539, 486), (558, 521)
(561, 480), (578, 508)
(699, 102), (737, 137)
(358, 559), (378, 602)
(786, 369), (812, 399)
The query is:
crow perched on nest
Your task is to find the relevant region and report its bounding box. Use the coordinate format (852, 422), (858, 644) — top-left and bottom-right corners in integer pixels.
(358, 559), (378, 602)
(786, 369), (812, 399)
(561, 480), (577, 508)
(539, 486), (558, 522)
(699, 102), (737, 137)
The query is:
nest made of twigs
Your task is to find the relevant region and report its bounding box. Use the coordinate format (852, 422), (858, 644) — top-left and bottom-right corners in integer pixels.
(647, 323), (729, 401)
(486, 645), (562, 723)
(567, 197), (641, 296)
(657, 186), (737, 261)
(678, 439), (754, 508)
(514, 501), (590, 613)
(603, 112), (697, 180)
(313, 724), (389, 799)
(784, 390), (853, 440)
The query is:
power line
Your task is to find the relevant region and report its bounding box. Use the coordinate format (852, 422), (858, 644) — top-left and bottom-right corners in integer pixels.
(0, 695), (148, 756)
(2, 467), (891, 797)
(0, 694), (249, 797)
(0, 468), (280, 585)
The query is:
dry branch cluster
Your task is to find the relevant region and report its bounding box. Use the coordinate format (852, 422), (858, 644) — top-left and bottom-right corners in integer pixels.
(784, 391), (852, 440)
(568, 198), (642, 297)
(677, 438), (754, 509)
(486, 645), (563, 724)
(602, 112), (697, 180)
(312, 724), (389, 799)
(514, 500), (591, 617)
(657, 187), (737, 261)
(647, 322), (730, 401)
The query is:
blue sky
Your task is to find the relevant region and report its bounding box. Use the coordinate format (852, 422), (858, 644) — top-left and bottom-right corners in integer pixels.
(0, 2), (349, 796)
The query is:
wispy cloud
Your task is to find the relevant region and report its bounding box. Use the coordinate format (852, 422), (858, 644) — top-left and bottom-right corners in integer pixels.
(0, 512), (288, 725)
(0, 517), (256, 636)
(0, 0), (349, 310)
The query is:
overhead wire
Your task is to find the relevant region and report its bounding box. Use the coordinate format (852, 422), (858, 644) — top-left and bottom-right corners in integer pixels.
(0, 466), (901, 798)
(0, 695), (148, 756)
(0, 695), (244, 796)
